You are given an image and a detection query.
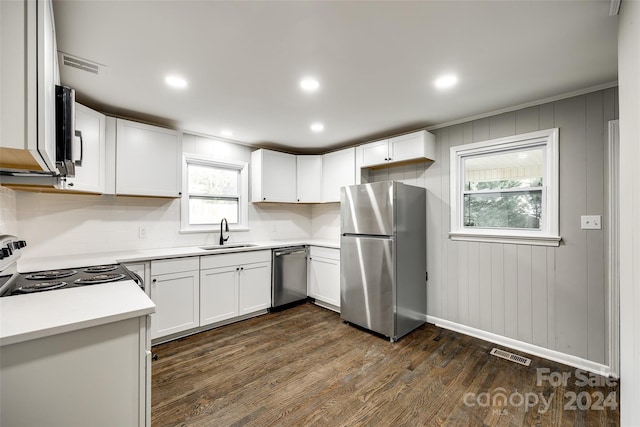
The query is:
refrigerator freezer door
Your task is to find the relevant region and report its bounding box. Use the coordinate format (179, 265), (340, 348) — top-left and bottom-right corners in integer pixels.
(340, 235), (395, 338)
(341, 181), (394, 236)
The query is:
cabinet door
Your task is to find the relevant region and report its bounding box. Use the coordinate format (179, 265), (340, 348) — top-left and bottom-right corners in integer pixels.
(200, 266), (238, 326)
(322, 147), (355, 203)
(389, 130), (436, 163)
(251, 149), (296, 202)
(150, 270), (199, 339)
(360, 140), (389, 167)
(296, 155), (322, 202)
(38, 0), (59, 173)
(65, 104), (105, 193)
(309, 256), (340, 308)
(0, 0), (57, 172)
(238, 261), (271, 315)
(116, 119), (181, 197)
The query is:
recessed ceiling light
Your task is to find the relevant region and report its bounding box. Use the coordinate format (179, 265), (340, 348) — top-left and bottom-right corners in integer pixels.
(165, 75), (187, 89)
(300, 77), (320, 92)
(434, 74), (458, 89)
(221, 130), (233, 137)
(310, 122), (324, 132)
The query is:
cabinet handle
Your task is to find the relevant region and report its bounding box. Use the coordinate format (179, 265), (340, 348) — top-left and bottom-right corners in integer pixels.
(388, 157), (392, 161)
(236, 267), (239, 271)
(152, 279), (157, 283)
(240, 267), (244, 271)
(68, 182), (74, 187)
(263, 197), (266, 201)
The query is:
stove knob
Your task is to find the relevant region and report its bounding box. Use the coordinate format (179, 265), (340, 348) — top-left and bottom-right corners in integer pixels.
(17, 240), (27, 249)
(0, 247), (11, 259)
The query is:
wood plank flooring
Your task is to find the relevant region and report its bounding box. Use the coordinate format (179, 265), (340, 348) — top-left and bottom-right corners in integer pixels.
(151, 303), (619, 426)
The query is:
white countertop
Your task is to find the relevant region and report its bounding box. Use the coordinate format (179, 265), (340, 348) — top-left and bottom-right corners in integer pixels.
(18, 239), (339, 272)
(0, 281), (155, 347)
(2, 239), (336, 347)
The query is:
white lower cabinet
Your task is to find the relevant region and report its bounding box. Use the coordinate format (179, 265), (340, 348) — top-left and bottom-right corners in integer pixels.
(238, 261), (271, 315)
(308, 246), (340, 309)
(200, 250), (272, 327)
(150, 258), (200, 340)
(200, 266), (238, 325)
(0, 316), (150, 427)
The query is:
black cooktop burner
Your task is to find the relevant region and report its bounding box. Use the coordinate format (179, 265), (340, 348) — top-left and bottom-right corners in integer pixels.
(25, 269), (77, 280)
(0, 264), (141, 297)
(15, 281), (68, 293)
(75, 273), (126, 285)
(83, 265), (118, 273)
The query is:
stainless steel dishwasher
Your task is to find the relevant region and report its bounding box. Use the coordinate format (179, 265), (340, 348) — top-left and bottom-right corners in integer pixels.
(272, 246), (308, 310)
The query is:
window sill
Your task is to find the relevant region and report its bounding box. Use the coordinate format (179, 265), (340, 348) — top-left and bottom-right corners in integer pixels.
(449, 232), (561, 247)
(180, 226), (249, 234)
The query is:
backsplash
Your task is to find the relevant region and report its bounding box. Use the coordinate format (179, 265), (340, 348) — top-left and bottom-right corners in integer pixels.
(0, 186), (17, 235)
(15, 191), (312, 259)
(310, 203), (340, 240)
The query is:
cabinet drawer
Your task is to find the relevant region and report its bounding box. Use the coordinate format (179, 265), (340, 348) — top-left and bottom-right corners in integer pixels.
(310, 246), (340, 260)
(151, 257), (199, 275)
(201, 250), (271, 270)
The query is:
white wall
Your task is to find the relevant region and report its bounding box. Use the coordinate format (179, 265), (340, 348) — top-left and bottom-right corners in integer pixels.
(617, 0), (640, 423)
(14, 133), (312, 260)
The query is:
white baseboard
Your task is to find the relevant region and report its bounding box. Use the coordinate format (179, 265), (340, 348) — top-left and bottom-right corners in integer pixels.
(426, 315), (616, 378)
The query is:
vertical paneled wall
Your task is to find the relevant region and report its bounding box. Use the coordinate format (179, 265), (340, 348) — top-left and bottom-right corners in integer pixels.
(364, 88), (617, 364)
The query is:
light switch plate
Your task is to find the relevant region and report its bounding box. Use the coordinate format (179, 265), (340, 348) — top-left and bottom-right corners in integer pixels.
(581, 215), (601, 230)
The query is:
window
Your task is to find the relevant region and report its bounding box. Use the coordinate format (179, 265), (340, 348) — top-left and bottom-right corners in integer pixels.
(181, 155), (248, 232)
(450, 128), (560, 246)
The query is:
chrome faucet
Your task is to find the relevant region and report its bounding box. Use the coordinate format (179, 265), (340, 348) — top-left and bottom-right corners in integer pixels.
(219, 218), (230, 245)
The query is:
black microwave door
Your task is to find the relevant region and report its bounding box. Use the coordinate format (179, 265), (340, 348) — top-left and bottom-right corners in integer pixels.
(55, 85), (76, 177)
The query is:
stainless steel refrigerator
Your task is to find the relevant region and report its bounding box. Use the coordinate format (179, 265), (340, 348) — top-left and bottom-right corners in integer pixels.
(340, 181), (426, 342)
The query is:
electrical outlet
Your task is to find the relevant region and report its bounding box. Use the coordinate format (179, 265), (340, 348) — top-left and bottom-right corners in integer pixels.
(138, 226), (148, 239)
(581, 215), (601, 230)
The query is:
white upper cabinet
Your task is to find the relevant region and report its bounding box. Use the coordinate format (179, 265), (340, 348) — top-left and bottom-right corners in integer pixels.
(251, 149), (297, 202)
(360, 130), (436, 168)
(360, 139), (390, 167)
(63, 103), (105, 193)
(0, 0), (59, 172)
(296, 155), (322, 203)
(322, 147), (355, 202)
(113, 119), (182, 197)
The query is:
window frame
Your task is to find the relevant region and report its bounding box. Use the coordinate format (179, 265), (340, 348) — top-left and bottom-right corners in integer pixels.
(449, 128), (561, 246)
(180, 154), (249, 233)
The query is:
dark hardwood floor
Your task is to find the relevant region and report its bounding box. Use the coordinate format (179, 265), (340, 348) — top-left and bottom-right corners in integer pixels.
(151, 303), (619, 426)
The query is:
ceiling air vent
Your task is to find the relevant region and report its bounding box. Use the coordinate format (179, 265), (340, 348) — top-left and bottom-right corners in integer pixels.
(58, 52), (106, 76)
(490, 348), (531, 366)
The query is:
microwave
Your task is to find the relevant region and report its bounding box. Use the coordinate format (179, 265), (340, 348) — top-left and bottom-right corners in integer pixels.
(55, 84), (79, 177)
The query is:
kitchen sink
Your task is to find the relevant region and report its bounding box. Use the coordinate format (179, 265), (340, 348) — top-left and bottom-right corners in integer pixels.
(199, 243), (258, 251)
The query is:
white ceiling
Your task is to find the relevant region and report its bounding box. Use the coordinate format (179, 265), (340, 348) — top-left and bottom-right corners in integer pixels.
(52, 0), (618, 154)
